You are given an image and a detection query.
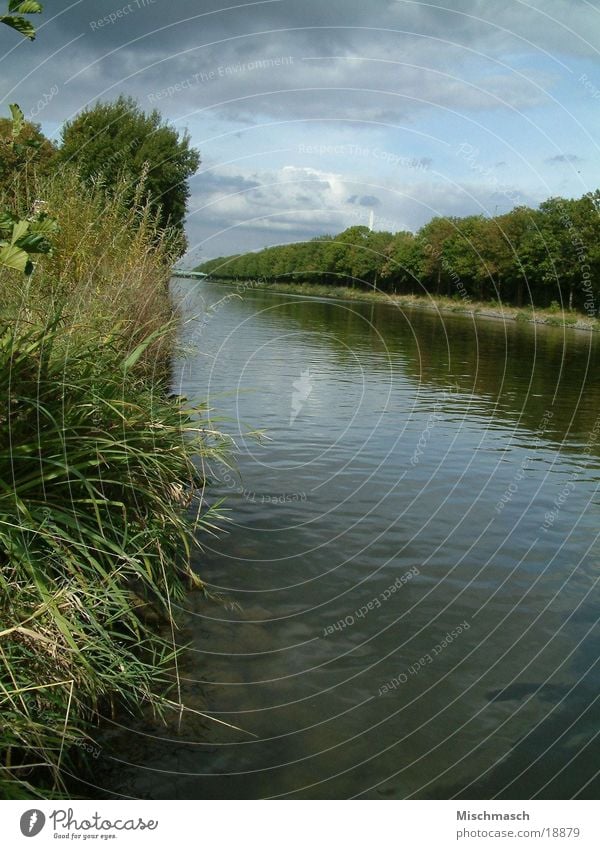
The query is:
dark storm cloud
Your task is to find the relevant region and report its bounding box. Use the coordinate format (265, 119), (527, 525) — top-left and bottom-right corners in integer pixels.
(30, 0), (600, 56)
(0, 0), (594, 125)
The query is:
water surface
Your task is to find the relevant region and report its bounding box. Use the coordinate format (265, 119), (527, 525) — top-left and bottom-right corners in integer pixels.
(94, 280), (600, 799)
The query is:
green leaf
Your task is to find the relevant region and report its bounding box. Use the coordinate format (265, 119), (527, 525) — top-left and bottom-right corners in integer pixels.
(9, 103), (24, 138)
(0, 15), (36, 39)
(0, 242), (29, 272)
(121, 326), (168, 373)
(15, 233), (50, 254)
(11, 219), (29, 245)
(28, 214), (58, 236)
(8, 0), (42, 12)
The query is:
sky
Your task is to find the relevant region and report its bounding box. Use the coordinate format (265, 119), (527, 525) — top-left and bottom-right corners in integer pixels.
(2, 0), (600, 264)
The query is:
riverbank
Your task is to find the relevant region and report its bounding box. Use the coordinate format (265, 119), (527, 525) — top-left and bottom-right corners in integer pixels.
(211, 279), (600, 333)
(0, 170), (224, 799)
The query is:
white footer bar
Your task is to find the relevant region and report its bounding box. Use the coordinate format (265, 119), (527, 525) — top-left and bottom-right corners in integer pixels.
(0, 800), (597, 847)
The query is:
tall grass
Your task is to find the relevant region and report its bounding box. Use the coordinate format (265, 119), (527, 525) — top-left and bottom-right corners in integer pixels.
(5, 165), (184, 367)
(0, 165), (227, 798)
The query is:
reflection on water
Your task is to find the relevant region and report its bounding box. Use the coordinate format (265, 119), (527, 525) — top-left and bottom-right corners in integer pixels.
(91, 281), (600, 799)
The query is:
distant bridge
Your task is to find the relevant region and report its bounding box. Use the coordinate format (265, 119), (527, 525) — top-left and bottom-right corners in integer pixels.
(172, 269), (208, 279)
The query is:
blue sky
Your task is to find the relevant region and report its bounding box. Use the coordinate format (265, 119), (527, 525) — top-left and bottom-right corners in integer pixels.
(2, 0), (600, 262)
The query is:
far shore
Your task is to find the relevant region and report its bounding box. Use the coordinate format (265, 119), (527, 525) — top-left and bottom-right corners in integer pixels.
(204, 278), (600, 334)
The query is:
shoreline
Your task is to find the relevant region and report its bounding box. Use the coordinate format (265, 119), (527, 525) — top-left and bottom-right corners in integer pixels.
(203, 278), (600, 334)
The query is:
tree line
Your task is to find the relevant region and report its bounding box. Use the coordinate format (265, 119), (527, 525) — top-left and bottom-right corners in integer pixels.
(197, 194), (600, 315)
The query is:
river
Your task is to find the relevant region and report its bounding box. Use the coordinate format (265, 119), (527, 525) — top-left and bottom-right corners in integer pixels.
(93, 279), (600, 799)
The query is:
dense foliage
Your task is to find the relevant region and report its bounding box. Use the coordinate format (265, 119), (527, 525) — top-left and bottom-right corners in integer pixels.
(0, 114), (56, 202)
(198, 195), (600, 315)
(59, 95), (200, 240)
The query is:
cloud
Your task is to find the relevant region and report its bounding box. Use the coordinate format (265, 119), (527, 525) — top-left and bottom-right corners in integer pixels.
(195, 170), (261, 193)
(0, 0), (575, 125)
(190, 163), (351, 229)
(347, 194), (381, 206)
(545, 153), (584, 164)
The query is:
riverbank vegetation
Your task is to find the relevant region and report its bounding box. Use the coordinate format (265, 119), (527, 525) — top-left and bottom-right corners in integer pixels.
(197, 193), (600, 322)
(214, 280), (600, 332)
(0, 5), (224, 799)
(0, 167), (227, 799)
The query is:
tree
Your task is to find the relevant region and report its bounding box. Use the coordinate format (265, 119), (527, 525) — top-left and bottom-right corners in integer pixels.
(442, 216), (498, 301)
(0, 115), (56, 203)
(380, 231), (419, 293)
(59, 96), (200, 237)
(323, 226), (381, 288)
(537, 197), (585, 310)
(415, 217), (456, 295)
(494, 206), (546, 307)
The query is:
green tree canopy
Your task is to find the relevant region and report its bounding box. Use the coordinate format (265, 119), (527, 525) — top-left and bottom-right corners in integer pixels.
(0, 115), (56, 202)
(59, 96), (200, 236)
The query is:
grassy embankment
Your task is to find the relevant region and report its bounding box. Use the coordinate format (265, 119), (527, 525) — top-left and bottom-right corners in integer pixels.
(212, 278), (600, 332)
(0, 167), (227, 799)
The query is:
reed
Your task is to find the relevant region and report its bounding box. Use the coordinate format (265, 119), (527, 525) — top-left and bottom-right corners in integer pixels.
(0, 166), (227, 798)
